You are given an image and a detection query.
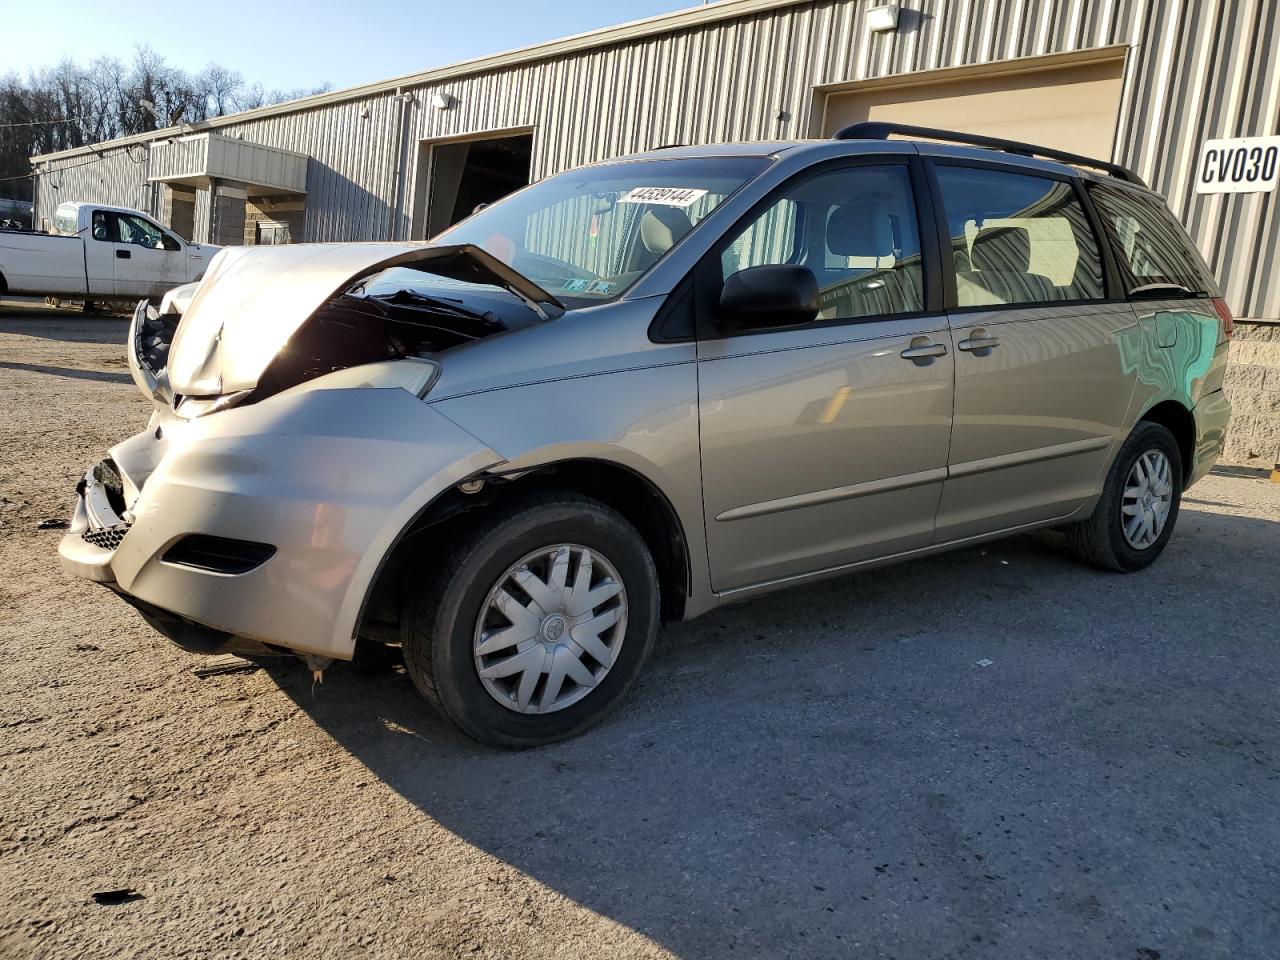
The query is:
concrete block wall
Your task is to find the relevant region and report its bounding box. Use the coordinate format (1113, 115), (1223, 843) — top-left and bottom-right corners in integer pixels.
(209, 183), (247, 247)
(160, 185), (196, 241)
(1222, 322), (1280, 468)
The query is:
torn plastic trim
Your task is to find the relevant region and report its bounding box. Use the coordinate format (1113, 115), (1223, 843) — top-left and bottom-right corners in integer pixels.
(127, 299), (176, 405)
(78, 462), (127, 532)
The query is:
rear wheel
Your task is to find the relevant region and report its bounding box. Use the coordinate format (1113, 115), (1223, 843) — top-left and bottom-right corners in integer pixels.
(401, 491), (659, 747)
(1065, 421), (1183, 572)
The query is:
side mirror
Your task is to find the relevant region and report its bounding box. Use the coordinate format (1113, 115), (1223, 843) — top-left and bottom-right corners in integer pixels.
(718, 264), (819, 331)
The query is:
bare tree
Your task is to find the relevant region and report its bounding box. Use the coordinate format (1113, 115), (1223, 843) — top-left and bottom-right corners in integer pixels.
(199, 63), (243, 117)
(0, 47), (330, 202)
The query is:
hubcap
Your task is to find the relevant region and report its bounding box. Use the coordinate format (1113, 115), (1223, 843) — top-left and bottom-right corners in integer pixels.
(1121, 449), (1174, 549)
(473, 544), (627, 715)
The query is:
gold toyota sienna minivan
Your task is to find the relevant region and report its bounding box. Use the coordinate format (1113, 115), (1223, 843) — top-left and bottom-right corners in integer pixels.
(60, 124), (1233, 746)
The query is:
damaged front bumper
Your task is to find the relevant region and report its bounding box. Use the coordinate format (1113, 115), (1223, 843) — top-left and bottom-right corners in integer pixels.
(60, 461), (130, 584)
(60, 460), (274, 656)
(58, 386), (502, 660)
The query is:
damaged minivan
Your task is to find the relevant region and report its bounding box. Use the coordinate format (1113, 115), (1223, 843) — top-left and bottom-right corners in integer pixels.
(60, 125), (1233, 746)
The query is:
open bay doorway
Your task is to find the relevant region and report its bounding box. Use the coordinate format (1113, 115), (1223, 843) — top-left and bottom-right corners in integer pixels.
(412, 131), (533, 240)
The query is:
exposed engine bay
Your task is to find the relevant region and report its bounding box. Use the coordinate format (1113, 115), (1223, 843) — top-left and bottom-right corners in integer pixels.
(249, 283), (541, 402)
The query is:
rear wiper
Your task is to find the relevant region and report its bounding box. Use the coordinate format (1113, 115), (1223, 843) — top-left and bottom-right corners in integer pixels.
(1129, 282), (1200, 299)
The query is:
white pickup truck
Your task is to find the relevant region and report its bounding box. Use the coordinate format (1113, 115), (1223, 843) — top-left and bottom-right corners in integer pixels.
(0, 201), (218, 303)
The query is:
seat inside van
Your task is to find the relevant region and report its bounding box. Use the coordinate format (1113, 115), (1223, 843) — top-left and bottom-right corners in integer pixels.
(956, 225), (1057, 306)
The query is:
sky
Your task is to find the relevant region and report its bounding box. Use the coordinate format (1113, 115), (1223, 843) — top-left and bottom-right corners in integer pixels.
(3, 0), (708, 93)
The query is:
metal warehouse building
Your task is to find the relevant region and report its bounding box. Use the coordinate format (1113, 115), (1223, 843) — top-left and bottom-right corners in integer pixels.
(28, 0), (1280, 463)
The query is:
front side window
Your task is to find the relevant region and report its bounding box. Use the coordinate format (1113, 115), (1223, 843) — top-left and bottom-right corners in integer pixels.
(431, 156), (770, 308)
(1087, 182), (1218, 298)
(719, 164), (926, 321)
(934, 165), (1104, 308)
(118, 214), (178, 250)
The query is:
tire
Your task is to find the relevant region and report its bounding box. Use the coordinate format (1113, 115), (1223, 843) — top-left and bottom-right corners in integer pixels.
(401, 490), (660, 747)
(1065, 421), (1184, 572)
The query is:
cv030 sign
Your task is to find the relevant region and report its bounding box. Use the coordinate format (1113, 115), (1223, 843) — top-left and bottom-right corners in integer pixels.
(1196, 136), (1280, 194)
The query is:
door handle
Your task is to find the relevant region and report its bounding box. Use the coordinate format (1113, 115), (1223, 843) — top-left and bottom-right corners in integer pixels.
(900, 342), (948, 362)
(957, 329), (1000, 354)
(115, 249), (131, 260)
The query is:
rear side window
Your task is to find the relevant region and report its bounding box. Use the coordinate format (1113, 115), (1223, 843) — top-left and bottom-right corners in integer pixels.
(1087, 182), (1219, 298)
(719, 164), (926, 321)
(90, 211), (118, 243)
(53, 208), (78, 236)
(934, 165), (1105, 308)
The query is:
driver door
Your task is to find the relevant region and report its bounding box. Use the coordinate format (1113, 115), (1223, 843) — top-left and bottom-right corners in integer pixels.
(696, 161), (955, 593)
(112, 212), (187, 300)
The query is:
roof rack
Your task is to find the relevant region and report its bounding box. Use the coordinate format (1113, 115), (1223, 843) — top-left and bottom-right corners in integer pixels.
(831, 121), (1146, 186)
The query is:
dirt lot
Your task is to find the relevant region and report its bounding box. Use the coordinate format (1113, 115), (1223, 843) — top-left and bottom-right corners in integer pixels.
(1, 300), (1278, 959)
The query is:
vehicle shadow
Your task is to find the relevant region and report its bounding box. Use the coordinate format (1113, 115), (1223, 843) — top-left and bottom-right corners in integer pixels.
(272, 505), (1280, 957)
(0, 314), (129, 344)
(0, 360), (132, 384)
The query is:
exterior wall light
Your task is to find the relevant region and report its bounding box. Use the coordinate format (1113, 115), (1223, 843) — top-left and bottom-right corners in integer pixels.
(867, 4), (900, 31)
(431, 93), (457, 111)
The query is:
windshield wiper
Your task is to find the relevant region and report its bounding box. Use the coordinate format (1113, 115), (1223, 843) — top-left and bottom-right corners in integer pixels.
(374, 288), (495, 322)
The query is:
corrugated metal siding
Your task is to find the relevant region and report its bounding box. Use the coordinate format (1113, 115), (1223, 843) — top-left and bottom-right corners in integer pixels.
(31, 0), (1278, 319)
(34, 147), (152, 225)
(217, 95), (402, 243)
(148, 137), (209, 181)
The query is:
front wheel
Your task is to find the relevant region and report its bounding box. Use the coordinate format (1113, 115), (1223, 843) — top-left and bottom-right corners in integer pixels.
(401, 491), (659, 747)
(1065, 421), (1184, 572)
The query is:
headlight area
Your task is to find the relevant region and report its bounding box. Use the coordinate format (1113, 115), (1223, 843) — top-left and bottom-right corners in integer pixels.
(173, 358), (441, 419)
(272, 357), (441, 400)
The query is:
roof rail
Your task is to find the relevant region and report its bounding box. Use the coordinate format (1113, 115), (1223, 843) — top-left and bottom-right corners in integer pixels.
(831, 121), (1146, 186)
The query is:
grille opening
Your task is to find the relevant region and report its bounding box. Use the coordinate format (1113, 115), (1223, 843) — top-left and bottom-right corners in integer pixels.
(82, 527), (127, 550)
(162, 535), (276, 575)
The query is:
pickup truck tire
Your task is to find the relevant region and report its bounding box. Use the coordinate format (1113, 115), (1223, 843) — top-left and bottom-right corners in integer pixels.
(401, 490), (659, 748)
(1065, 421), (1183, 573)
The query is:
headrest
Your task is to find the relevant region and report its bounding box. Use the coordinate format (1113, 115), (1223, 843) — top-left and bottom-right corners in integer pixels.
(827, 201), (895, 258)
(972, 226), (1032, 273)
(640, 205), (693, 255)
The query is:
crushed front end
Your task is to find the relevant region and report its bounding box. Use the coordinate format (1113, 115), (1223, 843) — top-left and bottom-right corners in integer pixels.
(57, 243), (546, 662)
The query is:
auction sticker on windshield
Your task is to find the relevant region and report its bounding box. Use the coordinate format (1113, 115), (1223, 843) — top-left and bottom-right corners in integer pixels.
(618, 186), (709, 207)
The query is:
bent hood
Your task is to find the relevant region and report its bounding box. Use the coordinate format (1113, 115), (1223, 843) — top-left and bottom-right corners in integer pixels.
(167, 242), (562, 396)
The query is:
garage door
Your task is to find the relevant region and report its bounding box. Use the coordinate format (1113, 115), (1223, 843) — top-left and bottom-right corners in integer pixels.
(822, 57), (1125, 161)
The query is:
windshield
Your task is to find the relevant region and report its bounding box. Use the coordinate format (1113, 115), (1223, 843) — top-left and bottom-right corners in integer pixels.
(429, 156), (771, 307)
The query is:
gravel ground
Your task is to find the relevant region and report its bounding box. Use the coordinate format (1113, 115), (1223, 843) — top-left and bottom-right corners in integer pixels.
(1, 300), (1278, 960)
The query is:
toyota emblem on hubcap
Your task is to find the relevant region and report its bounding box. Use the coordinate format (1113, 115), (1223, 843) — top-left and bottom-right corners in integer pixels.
(541, 615), (567, 643)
